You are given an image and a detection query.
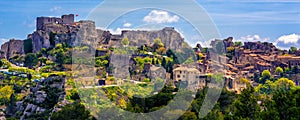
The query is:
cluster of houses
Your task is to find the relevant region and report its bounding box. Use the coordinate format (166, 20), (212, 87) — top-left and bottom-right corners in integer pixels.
(168, 37), (300, 93)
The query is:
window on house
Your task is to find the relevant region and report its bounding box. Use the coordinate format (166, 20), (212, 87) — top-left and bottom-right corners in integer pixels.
(177, 75), (180, 78)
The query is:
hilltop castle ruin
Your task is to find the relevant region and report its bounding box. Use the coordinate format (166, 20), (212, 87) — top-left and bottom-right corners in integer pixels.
(36, 14), (74, 30)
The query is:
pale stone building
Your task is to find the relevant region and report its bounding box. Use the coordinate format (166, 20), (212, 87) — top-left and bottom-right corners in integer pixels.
(173, 66), (204, 90)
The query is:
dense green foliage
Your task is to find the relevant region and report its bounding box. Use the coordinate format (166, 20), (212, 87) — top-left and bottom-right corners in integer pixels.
(24, 53), (38, 68)
(51, 102), (94, 120)
(0, 85), (14, 105)
(23, 39), (33, 54)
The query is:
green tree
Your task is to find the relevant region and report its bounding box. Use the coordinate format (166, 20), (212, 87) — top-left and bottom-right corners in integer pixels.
(260, 70), (271, 84)
(166, 61), (173, 73)
(24, 53), (38, 68)
(0, 85), (14, 105)
(23, 39), (33, 54)
(38, 57), (48, 65)
(41, 48), (47, 55)
(162, 57), (167, 68)
(234, 41), (243, 46)
(49, 32), (56, 46)
(273, 77), (295, 90)
(154, 38), (163, 46)
(0, 60), (3, 67)
(51, 102), (93, 120)
(166, 49), (179, 64)
(292, 65), (299, 74)
(121, 37), (129, 47)
(226, 46), (235, 53)
(290, 46), (297, 53)
(272, 88), (299, 120)
(152, 58), (155, 65)
(254, 72), (260, 83)
(284, 67), (291, 74)
(259, 96), (280, 120)
(55, 49), (65, 68)
(95, 60), (108, 67)
(197, 53), (204, 60)
(275, 66), (284, 76)
(233, 86), (259, 119)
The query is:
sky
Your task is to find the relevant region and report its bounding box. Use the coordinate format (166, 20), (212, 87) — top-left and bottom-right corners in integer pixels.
(0, 0), (300, 49)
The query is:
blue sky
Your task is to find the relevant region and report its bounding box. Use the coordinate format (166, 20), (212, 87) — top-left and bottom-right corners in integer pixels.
(0, 0), (300, 49)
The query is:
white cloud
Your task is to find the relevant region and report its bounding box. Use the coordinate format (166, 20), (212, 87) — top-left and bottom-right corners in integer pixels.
(109, 28), (134, 35)
(236, 35), (270, 42)
(50, 6), (62, 12)
(274, 34), (300, 49)
(143, 10), (179, 24)
(277, 34), (300, 44)
(123, 23), (132, 27)
(0, 38), (9, 46)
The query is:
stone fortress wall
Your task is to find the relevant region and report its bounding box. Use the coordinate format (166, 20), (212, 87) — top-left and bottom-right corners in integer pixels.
(36, 14), (74, 30)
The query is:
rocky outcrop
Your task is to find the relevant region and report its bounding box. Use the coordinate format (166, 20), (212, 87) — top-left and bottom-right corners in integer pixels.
(115, 27), (186, 50)
(0, 15), (192, 60)
(6, 76), (66, 119)
(30, 30), (50, 53)
(72, 20), (99, 47)
(29, 20), (105, 51)
(243, 42), (277, 53)
(0, 39), (24, 59)
(223, 37), (234, 48)
(28, 22), (77, 53)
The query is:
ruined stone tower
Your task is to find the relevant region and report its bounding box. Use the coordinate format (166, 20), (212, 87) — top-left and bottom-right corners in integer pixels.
(36, 14), (74, 30)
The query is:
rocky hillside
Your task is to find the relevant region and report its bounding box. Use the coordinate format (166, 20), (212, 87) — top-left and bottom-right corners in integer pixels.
(5, 76), (67, 119)
(110, 27), (186, 50)
(0, 16), (193, 62)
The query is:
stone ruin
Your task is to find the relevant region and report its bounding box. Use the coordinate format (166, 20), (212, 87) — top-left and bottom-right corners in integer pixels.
(36, 14), (74, 31)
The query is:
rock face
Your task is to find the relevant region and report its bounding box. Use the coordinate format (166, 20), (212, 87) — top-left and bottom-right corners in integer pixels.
(6, 76), (66, 119)
(72, 20), (99, 47)
(0, 39), (24, 59)
(30, 30), (50, 53)
(243, 42), (277, 53)
(115, 27), (186, 50)
(0, 15), (192, 60)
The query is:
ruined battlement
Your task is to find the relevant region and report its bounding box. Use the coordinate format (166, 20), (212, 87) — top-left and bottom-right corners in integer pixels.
(36, 14), (74, 30)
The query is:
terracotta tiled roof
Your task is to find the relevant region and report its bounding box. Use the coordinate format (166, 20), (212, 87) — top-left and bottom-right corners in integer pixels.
(243, 50), (251, 54)
(173, 67), (199, 72)
(277, 55), (293, 59)
(244, 66), (254, 70)
(257, 61), (271, 66)
(226, 64), (238, 71)
(249, 54), (257, 57)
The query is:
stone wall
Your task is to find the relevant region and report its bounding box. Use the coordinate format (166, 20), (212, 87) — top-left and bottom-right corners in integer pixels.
(36, 14), (74, 30)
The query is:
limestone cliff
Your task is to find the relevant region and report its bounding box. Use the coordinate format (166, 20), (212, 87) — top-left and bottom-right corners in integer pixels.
(108, 27), (194, 63)
(0, 16), (192, 60)
(110, 27), (187, 50)
(0, 39), (24, 59)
